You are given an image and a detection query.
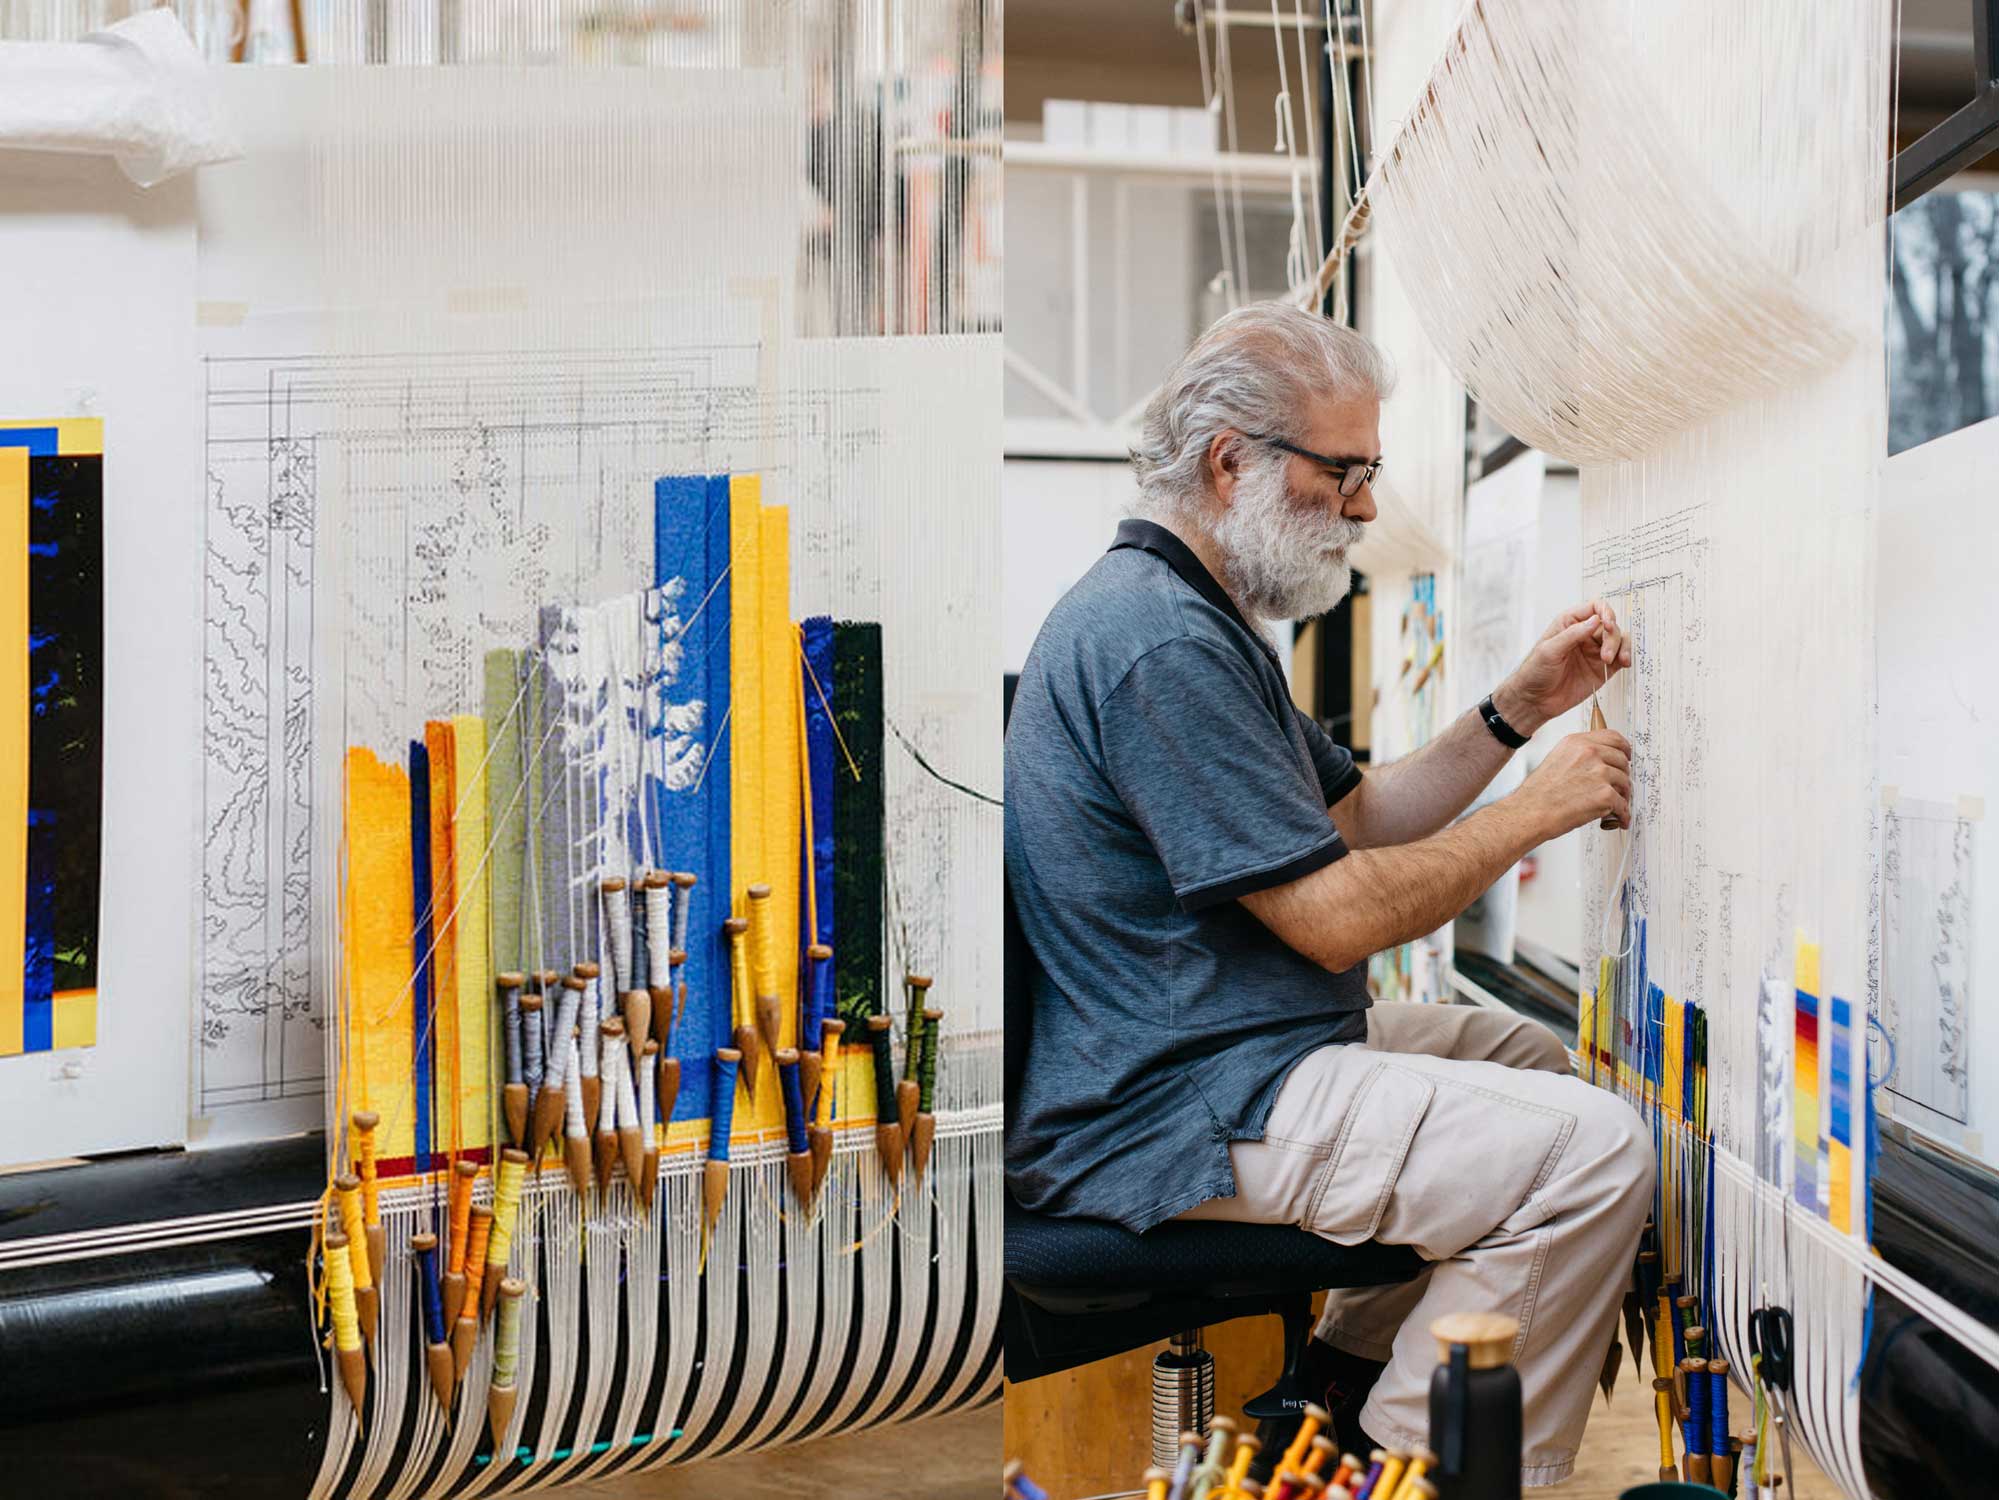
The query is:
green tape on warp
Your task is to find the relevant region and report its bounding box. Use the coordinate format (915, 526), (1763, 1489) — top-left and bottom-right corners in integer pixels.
(833, 621), (883, 1032)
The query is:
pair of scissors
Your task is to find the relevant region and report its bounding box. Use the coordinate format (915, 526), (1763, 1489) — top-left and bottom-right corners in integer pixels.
(1750, 1305), (1795, 1492)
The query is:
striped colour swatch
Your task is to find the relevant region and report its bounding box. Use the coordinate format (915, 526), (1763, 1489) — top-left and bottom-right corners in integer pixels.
(0, 419), (103, 1058)
(1793, 932), (1822, 1215)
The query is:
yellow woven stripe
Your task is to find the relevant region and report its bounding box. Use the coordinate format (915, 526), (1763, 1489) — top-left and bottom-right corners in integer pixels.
(50, 991), (96, 1050)
(759, 504), (801, 1088)
(425, 721), (460, 1157)
(1663, 995), (1683, 1124)
(346, 747), (417, 1163)
(0, 450), (23, 1058)
(0, 419), (101, 455)
(452, 715), (493, 1154)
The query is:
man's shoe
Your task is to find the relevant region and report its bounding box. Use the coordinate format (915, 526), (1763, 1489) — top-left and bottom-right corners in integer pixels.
(1245, 1338), (1386, 1484)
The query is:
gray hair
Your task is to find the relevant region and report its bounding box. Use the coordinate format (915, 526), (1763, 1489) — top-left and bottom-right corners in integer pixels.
(1129, 302), (1394, 520)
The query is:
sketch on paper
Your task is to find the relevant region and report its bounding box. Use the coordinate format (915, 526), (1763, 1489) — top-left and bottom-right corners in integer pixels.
(1880, 796), (1974, 1128)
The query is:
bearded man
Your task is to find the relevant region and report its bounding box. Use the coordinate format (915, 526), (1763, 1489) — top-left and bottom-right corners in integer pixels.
(1003, 303), (1651, 1487)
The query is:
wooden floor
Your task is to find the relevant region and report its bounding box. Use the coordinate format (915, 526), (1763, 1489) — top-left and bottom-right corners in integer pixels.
(566, 1402), (999, 1499)
(1005, 1311), (1841, 1500)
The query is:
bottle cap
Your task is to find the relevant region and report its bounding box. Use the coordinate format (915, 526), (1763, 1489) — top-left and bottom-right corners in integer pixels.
(1431, 1311), (1519, 1369)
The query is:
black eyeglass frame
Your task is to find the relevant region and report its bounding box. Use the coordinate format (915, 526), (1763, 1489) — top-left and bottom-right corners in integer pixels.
(1242, 432), (1384, 498)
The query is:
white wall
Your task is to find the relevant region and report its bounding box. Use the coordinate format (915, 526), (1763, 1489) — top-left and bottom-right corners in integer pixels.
(1877, 413), (1999, 1165)
(1002, 457), (1290, 683)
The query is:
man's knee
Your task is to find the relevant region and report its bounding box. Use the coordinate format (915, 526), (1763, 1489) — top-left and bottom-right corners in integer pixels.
(1515, 1018), (1573, 1075)
(1465, 1007), (1571, 1074)
(1568, 1084), (1656, 1213)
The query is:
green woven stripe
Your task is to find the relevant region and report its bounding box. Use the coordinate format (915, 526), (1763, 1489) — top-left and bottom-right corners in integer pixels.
(833, 621), (883, 1029)
(483, 649), (526, 975)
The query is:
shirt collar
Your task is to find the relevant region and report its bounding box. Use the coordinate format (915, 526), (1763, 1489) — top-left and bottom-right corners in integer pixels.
(1109, 518), (1278, 665)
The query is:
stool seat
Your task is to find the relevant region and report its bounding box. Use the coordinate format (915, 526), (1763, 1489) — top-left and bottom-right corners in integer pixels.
(1006, 1193), (1422, 1312)
(1003, 1192), (1423, 1383)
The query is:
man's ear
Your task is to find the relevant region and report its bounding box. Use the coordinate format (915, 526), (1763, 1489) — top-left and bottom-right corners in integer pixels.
(1207, 430), (1241, 503)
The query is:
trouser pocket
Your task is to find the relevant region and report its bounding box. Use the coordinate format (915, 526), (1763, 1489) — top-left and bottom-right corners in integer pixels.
(1302, 1060), (1434, 1244)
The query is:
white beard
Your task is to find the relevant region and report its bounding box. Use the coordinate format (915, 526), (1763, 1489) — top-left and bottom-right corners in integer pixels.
(1212, 454), (1365, 621)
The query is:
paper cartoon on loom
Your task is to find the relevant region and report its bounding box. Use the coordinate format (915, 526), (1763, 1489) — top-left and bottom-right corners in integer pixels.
(1, 420), (103, 1058)
(1880, 797), (1975, 1140)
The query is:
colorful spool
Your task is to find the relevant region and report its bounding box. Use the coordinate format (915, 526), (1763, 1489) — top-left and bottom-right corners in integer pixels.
(726, 917), (759, 1099)
(705, 1046), (741, 1244)
(481, 1147), (528, 1317)
(333, 1172), (376, 1359)
(746, 882), (781, 1066)
(869, 1014), (902, 1186)
(453, 1205), (492, 1380)
(778, 1047), (812, 1206)
(443, 1158), (477, 1326)
(325, 1230), (368, 1418)
(411, 1232), (453, 1410)
(487, 1277), (526, 1445)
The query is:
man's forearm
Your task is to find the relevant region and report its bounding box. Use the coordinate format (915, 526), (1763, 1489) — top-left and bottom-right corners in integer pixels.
(1244, 795), (1547, 973)
(1335, 704), (1516, 848)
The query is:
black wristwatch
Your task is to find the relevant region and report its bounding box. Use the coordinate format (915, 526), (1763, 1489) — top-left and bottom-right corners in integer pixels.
(1478, 693), (1530, 749)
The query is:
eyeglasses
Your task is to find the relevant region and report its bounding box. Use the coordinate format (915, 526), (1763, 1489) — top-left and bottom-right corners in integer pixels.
(1243, 433), (1384, 498)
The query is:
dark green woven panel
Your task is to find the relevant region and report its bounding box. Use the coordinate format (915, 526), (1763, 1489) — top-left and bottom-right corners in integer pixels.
(833, 621), (884, 1027)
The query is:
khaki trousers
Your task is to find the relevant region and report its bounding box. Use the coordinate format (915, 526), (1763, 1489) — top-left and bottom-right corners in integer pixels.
(1177, 1003), (1653, 1486)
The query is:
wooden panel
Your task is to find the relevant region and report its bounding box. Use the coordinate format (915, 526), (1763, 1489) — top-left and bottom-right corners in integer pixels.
(1003, 1306), (1306, 1497)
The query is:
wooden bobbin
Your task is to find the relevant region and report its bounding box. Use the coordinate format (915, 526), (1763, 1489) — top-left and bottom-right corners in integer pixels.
(638, 1039), (661, 1213)
(649, 984), (675, 1059)
(909, 1112), (937, 1193)
(615, 1047), (645, 1195)
(798, 1048), (823, 1125)
(496, 970), (528, 1149)
(332, 1172), (377, 1361)
(452, 1204), (492, 1381)
(1590, 699), (1623, 829)
(350, 1110), (386, 1292)
(746, 884), (783, 1064)
(410, 1232), (455, 1412)
(725, 918), (761, 1099)
(573, 965), (604, 1135)
(897, 974), (931, 1144)
(807, 1120), (834, 1194)
(487, 1277), (526, 1447)
(621, 987), (651, 1057)
(591, 1037), (621, 1201)
(441, 1174), (475, 1327)
(324, 1230), (368, 1418)
(812, 1018), (845, 1195)
(657, 1051), (681, 1131)
(704, 1046), (742, 1235)
(1713, 1434), (1740, 1497)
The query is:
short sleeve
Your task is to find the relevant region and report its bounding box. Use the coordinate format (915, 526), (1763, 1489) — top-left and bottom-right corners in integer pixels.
(1099, 637), (1347, 911)
(1294, 707), (1364, 806)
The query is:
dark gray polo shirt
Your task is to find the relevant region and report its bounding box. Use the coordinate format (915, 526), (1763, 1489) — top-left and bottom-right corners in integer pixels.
(1005, 518), (1371, 1232)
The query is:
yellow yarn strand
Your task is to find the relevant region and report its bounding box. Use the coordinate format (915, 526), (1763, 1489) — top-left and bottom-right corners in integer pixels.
(326, 1238), (363, 1354)
(485, 1152), (526, 1274)
(337, 1180), (373, 1293)
(493, 1285), (525, 1389)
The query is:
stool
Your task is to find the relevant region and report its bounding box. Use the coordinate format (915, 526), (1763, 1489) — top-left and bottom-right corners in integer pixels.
(1003, 1193), (1422, 1466)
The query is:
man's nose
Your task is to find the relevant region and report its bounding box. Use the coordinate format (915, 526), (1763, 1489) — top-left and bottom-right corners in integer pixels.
(1344, 484), (1377, 524)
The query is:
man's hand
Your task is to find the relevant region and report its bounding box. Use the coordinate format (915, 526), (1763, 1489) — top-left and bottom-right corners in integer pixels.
(1513, 729), (1631, 838)
(1491, 602), (1631, 736)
